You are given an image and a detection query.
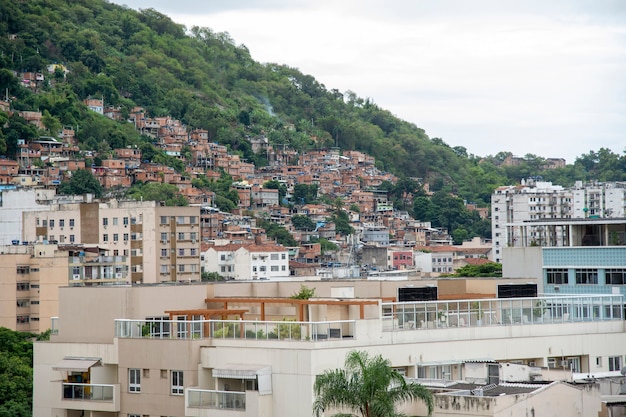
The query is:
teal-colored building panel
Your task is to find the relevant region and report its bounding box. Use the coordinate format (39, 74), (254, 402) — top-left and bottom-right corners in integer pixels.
(543, 247), (626, 267)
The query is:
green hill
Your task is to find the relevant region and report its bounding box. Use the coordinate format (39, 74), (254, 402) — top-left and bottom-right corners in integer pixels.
(1, 0), (624, 208)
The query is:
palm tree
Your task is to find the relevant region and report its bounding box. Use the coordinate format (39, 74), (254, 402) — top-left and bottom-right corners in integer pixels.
(313, 350), (434, 417)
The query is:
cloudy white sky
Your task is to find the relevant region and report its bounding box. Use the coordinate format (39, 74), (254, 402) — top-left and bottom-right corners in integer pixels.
(111, 0), (626, 163)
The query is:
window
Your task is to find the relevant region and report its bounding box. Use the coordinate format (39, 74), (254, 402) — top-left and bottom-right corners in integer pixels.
(16, 315), (29, 324)
(103, 234), (109, 242)
(171, 371), (184, 395)
(69, 235), (75, 243)
(124, 233), (129, 242)
(16, 299), (29, 307)
(575, 269), (598, 284)
(59, 219), (65, 227)
(69, 218), (75, 227)
(260, 266), (266, 272)
(221, 254), (226, 261)
(253, 266), (257, 272)
(271, 254), (279, 260)
(160, 265), (169, 274)
(281, 266), (286, 271)
(178, 232), (185, 240)
(16, 282), (29, 291)
(113, 217), (119, 226)
(176, 216), (185, 224)
(42, 219), (47, 227)
(190, 264), (197, 273)
(190, 248), (197, 256)
(546, 268), (568, 285)
(123, 217), (129, 226)
(221, 266), (226, 273)
(178, 264), (185, 273)
(102, 218), (108, 226)
(271, 266), (279, 272)
(49, 219), (55, 228)
(161, 249), (168, 257)
(190, 216), (198, 224)
(281, 253), (286, 260)
(160, 216), (168, 224)
(609, 356), (622, 372)
(606, 269), (626, 285)
(113, 233), (119, 242)
(178, 248), (185, 256)
(129, 368), (141, 392)
(190, 232), (197, 241)
(160, 233), (168, 242)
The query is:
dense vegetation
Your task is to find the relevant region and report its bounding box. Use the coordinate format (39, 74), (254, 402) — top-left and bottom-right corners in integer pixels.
(0, 327), (49, 417)
(1, 0), (624, 241)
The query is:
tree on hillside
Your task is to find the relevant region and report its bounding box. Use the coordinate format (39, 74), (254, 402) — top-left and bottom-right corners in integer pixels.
(313, 350), (434, 417)
(58, 169), (104, 198)
(126, 182), (188, 206)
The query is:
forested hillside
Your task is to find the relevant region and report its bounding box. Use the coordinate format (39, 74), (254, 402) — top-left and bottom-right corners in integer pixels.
(1, 0), (624, 209)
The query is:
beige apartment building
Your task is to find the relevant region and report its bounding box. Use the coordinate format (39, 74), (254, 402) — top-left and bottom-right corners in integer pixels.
(0, 243), (128, 333)
(34, 279), (626, 417)
(23, 200), (201, 283)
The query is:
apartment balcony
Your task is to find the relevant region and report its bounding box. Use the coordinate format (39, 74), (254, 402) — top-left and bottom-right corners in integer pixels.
(114, 319), (355, 341)
(186, 389), (247, 416)
(51, 382), (120, 412)
(381, 294), (623, 331)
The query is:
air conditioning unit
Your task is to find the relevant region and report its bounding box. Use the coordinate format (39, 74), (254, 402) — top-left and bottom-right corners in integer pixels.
(528, 361), (536, 367)
(72, 274), (81, 280)
(115, 273), (122, 279)
(560, 360), (569, 367)
(161, 240), (168, 244)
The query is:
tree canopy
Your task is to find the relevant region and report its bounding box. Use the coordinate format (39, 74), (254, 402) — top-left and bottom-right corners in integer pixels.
(313, 350), (434, 417)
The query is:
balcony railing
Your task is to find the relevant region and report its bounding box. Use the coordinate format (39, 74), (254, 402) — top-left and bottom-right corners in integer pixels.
(62, 383), (115, 401)
(382, 294), (623, 331)
(187, 389), (246, 410)
(114, 319), (355, 341)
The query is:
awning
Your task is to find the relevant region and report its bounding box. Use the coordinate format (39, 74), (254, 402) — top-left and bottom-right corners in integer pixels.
(212, 364), (272, 395)
(52, 358), (101, 372)
(212, 364), (270, 380)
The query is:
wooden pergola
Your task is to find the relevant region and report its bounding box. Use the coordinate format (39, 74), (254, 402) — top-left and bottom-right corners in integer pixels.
(204, 297), (385, 321)
(164, 308), (248, 321)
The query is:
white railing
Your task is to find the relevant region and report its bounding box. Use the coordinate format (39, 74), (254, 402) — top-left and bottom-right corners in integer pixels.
(51, 316), (59, 335)
(187, 389), (246, 410)
(114, 319), (355, 341)
(62, 383), (115, 401)
(382, 294), (623, 331)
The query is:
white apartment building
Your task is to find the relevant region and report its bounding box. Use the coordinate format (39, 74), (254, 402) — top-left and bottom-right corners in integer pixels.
(493, 180), (626, 263)
(23, 200), (201, 283)
(0, 188), (55, 245)
(33, 280), (625, 417)
(203, 243), (290, 280)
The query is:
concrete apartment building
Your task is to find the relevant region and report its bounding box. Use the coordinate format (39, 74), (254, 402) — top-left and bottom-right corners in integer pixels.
(0, 243), (127, 333)
(23, 200), (201, 283)
(0, 187), (56, 245)
(34, 279), (626, 417)
(202, 243), (290, 280)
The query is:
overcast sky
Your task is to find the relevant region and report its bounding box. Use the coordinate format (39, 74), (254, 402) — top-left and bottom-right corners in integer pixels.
(111, 0), (626, 163)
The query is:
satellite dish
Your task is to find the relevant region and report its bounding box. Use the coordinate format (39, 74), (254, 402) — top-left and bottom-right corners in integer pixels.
(620, 367), (626, 376)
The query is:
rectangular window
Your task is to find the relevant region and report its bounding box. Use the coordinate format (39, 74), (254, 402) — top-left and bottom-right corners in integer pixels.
(161, 249), (168, 257)
(69, 218), (75, 227)
(160, 265), (169, 274)
(160, 233), (168, 242)
(176, 216), (185, 224)
(178, 232), (185, 240)
(221, 266), (226, 273)
(575, 269), (598, 284)
(178, 264), (185, 273)
(178, 248), (185, 256)
(160, 216), (168, 224)
(271, 254), (279, 260)
(260, 266), (266, 272)
(281, 253), (286, 260)
(102, 218), (108, 226)
(546, 268), (568, 285)
(609, 356), (622, 372)
(113, 233), (119, 242)
(103, 234), (109, 242)
(123, 217), (129, 225)
(59, 219), (65, 227)
(220, 254), (226, 261)
(190, 248), (197, 256)
(124, 233), (129, 241)
(70, 235), (75, 243)
(271, 265), (279, 272)
(281, 265), (286, 271)
(190, 232), (197, 241)
(606, 269), (626, 285)
(49, 219), (55, 228)
(171, 371), (184, 395)
(190, 216), (198, 224)
(113, 217), (119, 226)
(129, 368), (141, 392)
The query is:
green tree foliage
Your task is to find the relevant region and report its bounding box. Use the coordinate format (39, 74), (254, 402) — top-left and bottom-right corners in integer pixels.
(0, 327), (45, 417)
(201, 271), (224, 281)
(58, 169), (104, 198)
(293, 183), (318, 204)
(331, 211), (354, 236)
(290, 284), (316, 299)
(126, 182), (188, 206)
(257, 218), (298, 247)
(313, 350), (434, 417)
(291, 214), (316, 231)
(447, 262), (502, 277)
